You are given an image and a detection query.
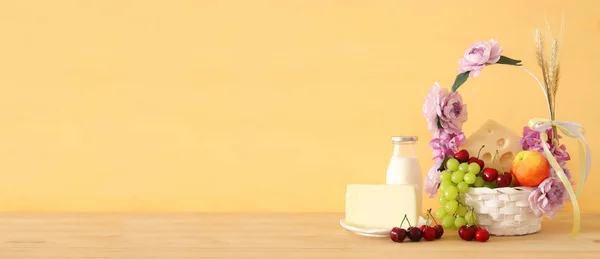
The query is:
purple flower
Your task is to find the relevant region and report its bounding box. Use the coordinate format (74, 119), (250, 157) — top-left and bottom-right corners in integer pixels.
(422, 82), (467, 135)
(423, 82), (448, 133)
(429, 129), (466, 159)
(528, 177), (567, 218)
(458, 39), (503, 77)
(552, 144), (571, 163)
(436, 91), (468, 134)
(553, 161), (573, 184)
(519, 126), (543, 151)
(424, 159), (443, 198)
(448, 132), (466, 151)
(519, 126), (571, 165)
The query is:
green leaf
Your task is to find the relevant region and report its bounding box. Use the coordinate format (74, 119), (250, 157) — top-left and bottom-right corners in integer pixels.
(437, 157), (447, 171)
(451, 72), (470, 92)
(497, 55), (522, 66)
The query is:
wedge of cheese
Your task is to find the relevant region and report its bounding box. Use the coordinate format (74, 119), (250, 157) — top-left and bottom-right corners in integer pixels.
(460, 119), (523, 172)
(345, 184), (419, 230)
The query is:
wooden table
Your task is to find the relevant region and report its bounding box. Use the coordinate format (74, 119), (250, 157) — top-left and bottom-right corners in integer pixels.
(0, 212), (598, 258)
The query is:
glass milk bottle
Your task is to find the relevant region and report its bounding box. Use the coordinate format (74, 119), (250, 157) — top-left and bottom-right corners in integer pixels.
(386, 136), (423, 217)
(386, 136), (423, 189)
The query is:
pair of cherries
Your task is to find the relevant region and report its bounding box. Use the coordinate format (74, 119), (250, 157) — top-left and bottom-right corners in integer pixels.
(390, 210), (444, 243)
(459, 225), (490, 242)
(390, 224), (444, 242)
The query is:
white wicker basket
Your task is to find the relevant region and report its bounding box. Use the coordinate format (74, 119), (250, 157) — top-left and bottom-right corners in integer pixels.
(462, 187), (542, 236)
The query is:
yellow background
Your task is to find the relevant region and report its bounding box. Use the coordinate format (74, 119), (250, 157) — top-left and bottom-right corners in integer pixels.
(0, 0), (597, 212)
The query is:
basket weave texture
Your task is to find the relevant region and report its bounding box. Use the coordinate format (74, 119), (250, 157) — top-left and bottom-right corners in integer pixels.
(463, 187), (542, 236)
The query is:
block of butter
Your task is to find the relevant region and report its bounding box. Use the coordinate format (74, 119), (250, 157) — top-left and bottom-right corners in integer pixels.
(345, 184), (419, 230)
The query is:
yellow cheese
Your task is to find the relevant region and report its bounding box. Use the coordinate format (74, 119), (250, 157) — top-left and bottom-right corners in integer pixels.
(460, 119), (523, 172)
(345, 184), (419, 230)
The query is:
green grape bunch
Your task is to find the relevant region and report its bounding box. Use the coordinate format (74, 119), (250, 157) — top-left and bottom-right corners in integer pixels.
(434, 147), (486, 230)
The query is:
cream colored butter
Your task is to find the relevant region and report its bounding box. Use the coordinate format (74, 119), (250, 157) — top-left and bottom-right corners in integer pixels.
(345, 184), (419, 230)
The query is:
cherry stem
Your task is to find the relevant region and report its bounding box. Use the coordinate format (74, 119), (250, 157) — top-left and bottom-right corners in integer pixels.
(400, 214), (412, 228)
(495, 150), (505, 174)
(477, 145), (485, 158)
(400, 214), (408, 228)
(491, 151), (498, 168)
(427, 209), (439, 226)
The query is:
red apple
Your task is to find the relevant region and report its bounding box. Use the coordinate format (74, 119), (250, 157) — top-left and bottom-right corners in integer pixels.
(511, 151), (551, 187)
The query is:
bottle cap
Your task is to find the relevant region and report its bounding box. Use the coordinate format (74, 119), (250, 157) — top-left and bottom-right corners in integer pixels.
(391, 136), (418, 142)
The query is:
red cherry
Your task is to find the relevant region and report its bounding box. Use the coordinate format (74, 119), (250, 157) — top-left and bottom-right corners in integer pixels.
(475, 229), (490, 242)
(455, 149), (470, 163)
(461, 226), (475, 241)
(419, 225), (427, 232)
(467, 157), (478, 164)
(468, 157), (485, 170)
(390, 227), (407, 242)
(468, 225), (478, 233)
(482, 168), (498, 182)
(434, 225), (444, 239)
(458, 227), (466, 239)
(476, 159), (484, 169)
(423, 227), (436, 241)
(458, 225), (467, 237)
(407, 228), (422, 242)
(496, 173), (512, 187)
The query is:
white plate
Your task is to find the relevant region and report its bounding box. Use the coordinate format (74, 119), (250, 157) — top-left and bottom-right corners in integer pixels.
(339, 217), (427, 238)
(339, 219), (390, 237)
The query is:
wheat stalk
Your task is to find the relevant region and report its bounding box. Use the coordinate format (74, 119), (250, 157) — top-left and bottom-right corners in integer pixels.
(550, 40), (560, 112)
(535, 29), (550, 93)
(535, 15), (564, 142)
(549, 40), (557, 90)
(549, 40), (560, 118)
(535, 28), (554, 127)
(553, 64), (561, 97)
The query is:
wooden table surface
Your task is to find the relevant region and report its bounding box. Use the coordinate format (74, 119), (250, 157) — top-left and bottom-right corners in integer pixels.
(0, 212), (598, 258)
